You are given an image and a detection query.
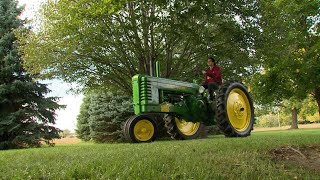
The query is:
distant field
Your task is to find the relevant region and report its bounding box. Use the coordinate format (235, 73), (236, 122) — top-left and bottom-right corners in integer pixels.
(1, 128), (320, 179)
(53, 137), (81, 145)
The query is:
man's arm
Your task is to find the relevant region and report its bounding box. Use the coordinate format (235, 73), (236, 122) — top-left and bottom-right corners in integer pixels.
(206, 71), (215, 78)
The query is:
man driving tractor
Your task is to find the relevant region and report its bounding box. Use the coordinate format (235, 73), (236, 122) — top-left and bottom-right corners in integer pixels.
(202, 57), (222, 100)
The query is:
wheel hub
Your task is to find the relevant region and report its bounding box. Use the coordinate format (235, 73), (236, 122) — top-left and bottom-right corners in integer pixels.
(141, 128), (147, 133)
(133, 120), (154, 141)
(233, 101), (245, 119)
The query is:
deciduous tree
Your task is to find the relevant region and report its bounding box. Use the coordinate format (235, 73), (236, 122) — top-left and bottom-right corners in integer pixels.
(252, 0), (320, 128)
(19, 0), (260, 95)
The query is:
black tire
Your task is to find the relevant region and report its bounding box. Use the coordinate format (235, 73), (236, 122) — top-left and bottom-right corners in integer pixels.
(216, 80), (254, 137)
(163, 114), (203, 140)
(123, 115), (157, 143)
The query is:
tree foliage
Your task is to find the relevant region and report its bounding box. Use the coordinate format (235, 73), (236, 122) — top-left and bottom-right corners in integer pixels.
(76, 93), (91, 141)
(76, 90), (134, 142)
(251, 0), (320, 119)
(0, 0), (64, 149)
(281, 97), (318, 122)
(60, 129), (72, 138)
(19, 0), (260, 95)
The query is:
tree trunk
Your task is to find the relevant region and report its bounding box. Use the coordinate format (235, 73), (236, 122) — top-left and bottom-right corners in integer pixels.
(290, 107), (299, 129)
(315, 87), (320, 118)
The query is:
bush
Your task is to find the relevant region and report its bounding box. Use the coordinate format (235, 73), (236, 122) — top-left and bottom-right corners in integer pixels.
(76, 91), (134, 143)
(76, 94), (92, 141)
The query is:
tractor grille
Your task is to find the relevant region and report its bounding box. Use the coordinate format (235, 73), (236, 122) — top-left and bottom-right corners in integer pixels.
(139, 80), (152, 102)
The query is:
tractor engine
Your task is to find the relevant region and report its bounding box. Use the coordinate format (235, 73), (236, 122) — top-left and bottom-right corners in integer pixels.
(132, 74), (210, 124)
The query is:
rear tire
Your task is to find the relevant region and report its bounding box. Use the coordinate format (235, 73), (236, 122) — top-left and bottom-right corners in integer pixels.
(216, 81), (254, 137)
(164, 114), (203, 140)
(123, 115), (157, 143)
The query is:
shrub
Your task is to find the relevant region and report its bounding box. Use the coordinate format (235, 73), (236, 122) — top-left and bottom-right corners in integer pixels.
(76, 91), (134, 143)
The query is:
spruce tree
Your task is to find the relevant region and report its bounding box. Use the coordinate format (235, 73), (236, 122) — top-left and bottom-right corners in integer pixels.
(89, 92), (133, 143)
(76, 93), (91, 141)
(76, 90), (134, 143)
(0, 0), (64, 149)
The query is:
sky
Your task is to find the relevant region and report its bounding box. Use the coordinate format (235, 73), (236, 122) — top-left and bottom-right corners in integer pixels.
(18, 0), (83, 132)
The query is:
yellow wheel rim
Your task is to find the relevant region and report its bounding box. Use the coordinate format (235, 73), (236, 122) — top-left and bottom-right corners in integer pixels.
(175, 118), (201, 136)
(227, 88), (252, 132)
(133, 120), (154, 141)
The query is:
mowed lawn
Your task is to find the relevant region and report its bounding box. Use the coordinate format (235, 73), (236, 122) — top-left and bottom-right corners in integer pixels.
(1, 129), (320, 179)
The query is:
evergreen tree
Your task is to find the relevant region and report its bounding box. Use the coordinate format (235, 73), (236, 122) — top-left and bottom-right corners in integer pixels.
(89, 92), (133, 143)
(0, 0), (64, 149)
(76, 93), (91, 141)
(76, 90), (134, 143)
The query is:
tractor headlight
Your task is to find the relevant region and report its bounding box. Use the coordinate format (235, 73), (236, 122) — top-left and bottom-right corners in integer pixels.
(199, 86), (205, 94)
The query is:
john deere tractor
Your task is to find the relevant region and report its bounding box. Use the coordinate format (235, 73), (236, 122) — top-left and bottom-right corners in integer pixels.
(123, 62), (254, 143)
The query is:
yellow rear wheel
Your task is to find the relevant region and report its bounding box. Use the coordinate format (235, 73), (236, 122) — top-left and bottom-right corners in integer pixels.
(227, 88), (252, 132)
(216, 81), (254, 137)
(175, 118), (201, 136)
(164, 114), (203, 140)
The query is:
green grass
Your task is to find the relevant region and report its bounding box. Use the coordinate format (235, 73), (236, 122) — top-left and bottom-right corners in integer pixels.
(1, 129), (320, 179)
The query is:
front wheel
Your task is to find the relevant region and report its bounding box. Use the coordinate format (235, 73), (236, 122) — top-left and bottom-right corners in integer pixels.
(216, 81), (254, 137)
(123, 115), (157, 143)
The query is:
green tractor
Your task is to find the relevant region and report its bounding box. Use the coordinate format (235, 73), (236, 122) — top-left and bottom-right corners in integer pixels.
(123, 62), (254, 143)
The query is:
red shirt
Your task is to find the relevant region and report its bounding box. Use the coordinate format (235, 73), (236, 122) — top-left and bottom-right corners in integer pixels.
(205, 65), (222, 84)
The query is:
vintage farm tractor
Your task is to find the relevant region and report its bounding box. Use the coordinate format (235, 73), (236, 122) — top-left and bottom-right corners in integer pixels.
(123, 62), (254, 143)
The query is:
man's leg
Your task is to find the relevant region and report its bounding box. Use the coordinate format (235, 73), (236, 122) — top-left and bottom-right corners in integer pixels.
(201, 83), (208, 89)
(208, 83), (219, 100)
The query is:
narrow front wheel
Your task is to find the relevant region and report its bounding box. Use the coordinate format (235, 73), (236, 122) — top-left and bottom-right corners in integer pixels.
(123, 115), (157, 143)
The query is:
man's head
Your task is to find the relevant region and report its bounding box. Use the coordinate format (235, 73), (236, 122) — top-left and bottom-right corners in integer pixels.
(207, 57), (216, 67)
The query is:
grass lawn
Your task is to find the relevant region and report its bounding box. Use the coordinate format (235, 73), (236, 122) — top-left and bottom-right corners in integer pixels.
(1, 129), (320, 179)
